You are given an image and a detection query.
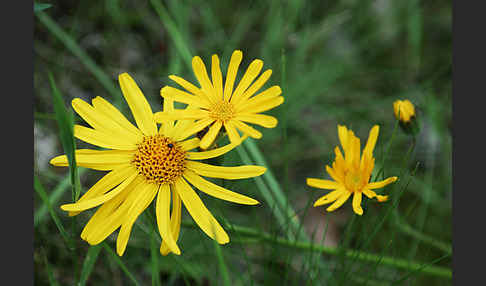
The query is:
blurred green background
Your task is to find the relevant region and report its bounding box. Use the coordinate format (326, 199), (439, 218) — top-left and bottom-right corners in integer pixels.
(34, 0), (451, 285)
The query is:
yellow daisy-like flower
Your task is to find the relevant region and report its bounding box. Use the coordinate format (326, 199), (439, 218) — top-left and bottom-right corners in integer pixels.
(50, 73), (265, 256)
(154, 50), (284, 149)
(306, 125), (398, 215)
(393, 99), (415, 123)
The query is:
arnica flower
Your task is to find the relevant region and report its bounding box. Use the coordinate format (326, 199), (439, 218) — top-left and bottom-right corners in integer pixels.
(393, 99), (415, 123)
(154, 50), (284, 149)
(306, 125), (398, 215)
(50, 73), (265, 256)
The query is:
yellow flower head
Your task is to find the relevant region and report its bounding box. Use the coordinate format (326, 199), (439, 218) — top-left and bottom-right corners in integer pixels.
(50, 73), (265, 256)
(393, 99), (415, 123)
(306, 125), (398, 215)
(154, 50), (284, 149)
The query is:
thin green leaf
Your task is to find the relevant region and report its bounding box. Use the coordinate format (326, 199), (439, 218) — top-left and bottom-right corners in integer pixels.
(78, 244), (103, 286)
(102, 243), (141, 286)
(34, 3), (52, 13)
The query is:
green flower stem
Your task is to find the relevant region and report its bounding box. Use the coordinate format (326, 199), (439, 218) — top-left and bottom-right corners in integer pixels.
(181, 220), (451, 279)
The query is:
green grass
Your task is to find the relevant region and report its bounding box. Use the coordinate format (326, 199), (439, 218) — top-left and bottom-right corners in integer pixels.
(34, 1), (451, 285)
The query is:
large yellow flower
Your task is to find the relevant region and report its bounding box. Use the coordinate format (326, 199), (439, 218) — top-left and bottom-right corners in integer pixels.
(154, 50), (284, 149)
(306, 125), (398, 215)
(50, 73), (265, 256)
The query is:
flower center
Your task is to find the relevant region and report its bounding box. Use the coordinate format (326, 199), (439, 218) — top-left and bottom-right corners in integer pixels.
(132, 135), (186, 185)
(209, 100), (235, 123)
(344, 171), (364, 193)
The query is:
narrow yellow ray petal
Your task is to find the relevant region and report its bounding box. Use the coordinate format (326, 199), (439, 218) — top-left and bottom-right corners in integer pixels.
(154, 110), (209, 122)
(116, 183), (159, 256)
(174, 178), (229, 244)
(68, 165), (134, 216)
(231, 69), (273, 105)
(239, 96), (284, 114)
(50, 149), (134, 171)
(186, 161), (266, 179)
(326, 191), (352, 212)
(156, 184), (181, 255)
(362, 188), (378, 199)
(183, 170), (259, 205)
(186, 135), (247, 160)
(231, 120), (262, 139)
(91, 96), (143, 137)
(178, 137), (201, 151)
(325, 165), (344, 184)
(231, 59), (263, 102)
(60, 172), (138, 212)
(306, 178), (340, 190)
(74, 125), (137, 150)
(192, 56), (218, 103)
(352, 192), (363, 215)
(199, 121), (223, 150)
(168, 75), (212, 104)
(337, 125), (349, 152)
(235, 113), (278, 128)
(235, 85), (282, 112)
(224, 121), (241, 145)
(367, 176), (398, 189)
(160, 86), (210, 109)
(161, 188), (182, 255)
(160, 97), (175, 136)
(118, 73), (158, 136)
(313, 188), (344, 207)
(82, 177), (139, 244)
(176, 118), (215, 141)
(211, 54), (223, 100)
(363, 125), (380, 159)
(223, 50), (243, 101)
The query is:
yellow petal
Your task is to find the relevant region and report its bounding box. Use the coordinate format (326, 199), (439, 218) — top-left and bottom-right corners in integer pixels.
(91, 96), (143, 137)
(199, 121), (223, 150)
(211, 54), (223, 100)
(156, 184), (181, 255)
(74, 125), (137, 150)
(118, 73), (158, 136)
(326, 191), (351, 212)
(325, 165), (344, 184)
(313, 188), (344, 207)
(153, 109), (209, 122)
(231, 120), (262, 139)
(160, 86), (210, 109)
(186, 161), (266, 179)
(50, 149), (134, 171)
(67, 165), (134, 216)
(363, 125), (379, 159)
(168, 75), (212, 103)
(231, 69), (273, 105)
(60, 171), (138, 212)
(192, 56), (218, 103)
(231, 59), (264, 102)
(235, 86), (282, 112)
(160, 188), (182, 255)
(116, 183), (159, 256)
(224, 121), (241, 145)
(235, 113), (278, 128)
(178, 137), (201, 151)
(160, 97), (175, 136)
(72, 98), (141, 144)
(367, 176), (398, 189)
(176, 118), (215, 141)
(223, 50), (243, 101)
(362, 188), (377, 199)
(183, 170), (259, 205)
(174, 178), (229, 244)
(352, 192), (363, 215)
(239, 96), (284, 114)
(306, 178), (339, 190)
(186, 135), (247, 160)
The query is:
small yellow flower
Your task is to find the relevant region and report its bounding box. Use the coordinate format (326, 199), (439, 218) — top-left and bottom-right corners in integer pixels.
(393, 99), (415, 123)
(154, 50), (284, 149)
(50, 73), (265, 256)
(306, 125), (398, 215)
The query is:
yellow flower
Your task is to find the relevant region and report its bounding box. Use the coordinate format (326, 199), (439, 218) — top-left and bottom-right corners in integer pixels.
(154, 50), (284, 149)
(393, 99), (415, 123)
(50, 73), (265, 256)
(306, 125), (398, 215)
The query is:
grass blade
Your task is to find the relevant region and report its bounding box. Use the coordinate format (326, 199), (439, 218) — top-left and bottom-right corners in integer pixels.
(78, 244), (103, 286)
(102, 243), (141, 286)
